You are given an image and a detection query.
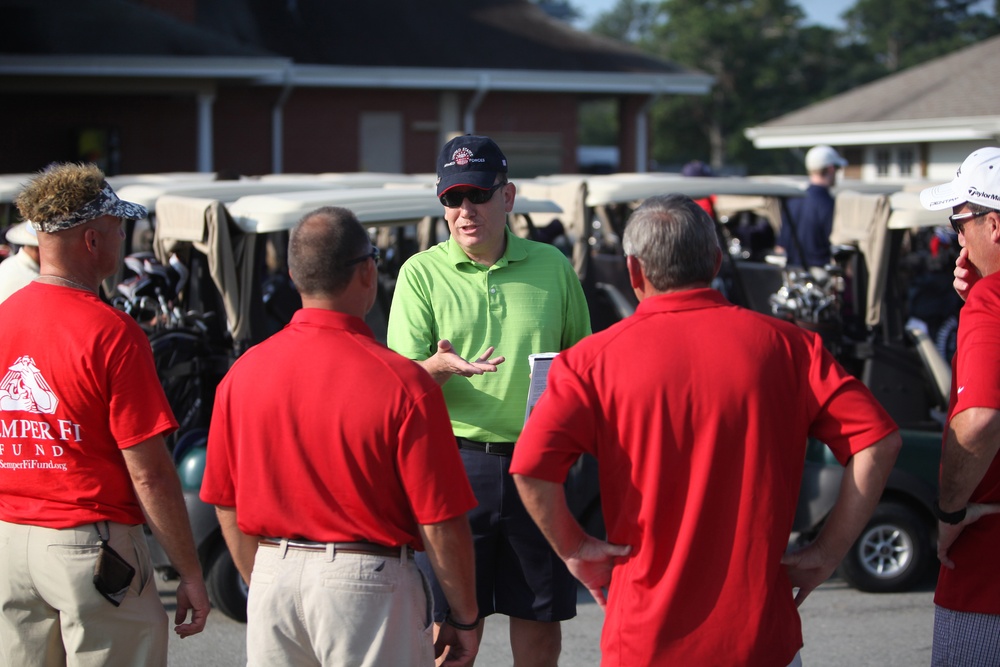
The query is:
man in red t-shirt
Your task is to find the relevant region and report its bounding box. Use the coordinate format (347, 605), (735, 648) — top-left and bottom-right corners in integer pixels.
(511, 194), (901, 666)
(200, 207), (480, 666)
(0, 163), (209, 667)
(920, 147), (1000, 665)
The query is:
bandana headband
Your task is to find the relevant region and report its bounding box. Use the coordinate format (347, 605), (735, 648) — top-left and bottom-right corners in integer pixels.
(30, 182), (147, 234)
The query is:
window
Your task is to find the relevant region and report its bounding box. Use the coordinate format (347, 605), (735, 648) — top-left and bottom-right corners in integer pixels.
(876, 149), (891, 177)
(899, 148), (914, 177)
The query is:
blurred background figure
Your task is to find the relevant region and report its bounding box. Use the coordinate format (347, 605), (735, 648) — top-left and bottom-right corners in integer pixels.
(0, 222), (40, 303)
(777, 145), (848, 270)
(681, 160), (716, 220)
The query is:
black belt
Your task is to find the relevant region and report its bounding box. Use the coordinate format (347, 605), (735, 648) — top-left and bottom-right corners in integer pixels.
(260, 539), (413, 558)
(457, 437), (515, 456)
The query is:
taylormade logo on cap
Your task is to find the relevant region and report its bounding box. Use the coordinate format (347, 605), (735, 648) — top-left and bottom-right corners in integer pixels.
(919, 147), (1000, 211)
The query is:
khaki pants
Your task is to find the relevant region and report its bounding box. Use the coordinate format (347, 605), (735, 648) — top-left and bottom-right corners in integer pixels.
(0, 520), (167, 667)
(248, 540), (434, 667)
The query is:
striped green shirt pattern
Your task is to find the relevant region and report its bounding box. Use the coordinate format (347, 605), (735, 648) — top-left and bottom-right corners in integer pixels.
(387, 230), (591, 442)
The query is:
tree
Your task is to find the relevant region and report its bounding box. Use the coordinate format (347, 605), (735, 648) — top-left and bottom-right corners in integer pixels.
(590, 0), (662, 44)
(843, 0), (999, 71)
(584, 0), (998, 173)
(648, 0), (823, 170)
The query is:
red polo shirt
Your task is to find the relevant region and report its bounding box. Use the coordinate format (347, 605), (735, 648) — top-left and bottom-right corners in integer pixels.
(201, 309), (475, 549)
(512, 289), (897, 666)
(936, 271), (1000, 614)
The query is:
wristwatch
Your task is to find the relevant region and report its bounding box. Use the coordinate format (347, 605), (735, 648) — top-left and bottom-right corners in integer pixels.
(933, 500), (967, 525)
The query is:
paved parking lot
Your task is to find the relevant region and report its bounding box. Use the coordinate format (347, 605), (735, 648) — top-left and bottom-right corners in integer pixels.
(161, 574), (936, 665)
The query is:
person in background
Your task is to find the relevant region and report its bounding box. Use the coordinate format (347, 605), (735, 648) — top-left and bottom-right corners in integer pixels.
(201, 207), (479, 666)
(777, 145), (848, 269)
(0, 221), (40, 302)
(0, 162), (209, 667)
(511, 194), (901, 666)
(919, 146), (1000, 666)
(681, 159), (717, 220)
(387, 135), (591, 666)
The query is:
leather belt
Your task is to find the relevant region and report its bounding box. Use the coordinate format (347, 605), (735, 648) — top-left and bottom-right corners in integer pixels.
(260, 538), (413, 558)
(457, 437), (515, 456)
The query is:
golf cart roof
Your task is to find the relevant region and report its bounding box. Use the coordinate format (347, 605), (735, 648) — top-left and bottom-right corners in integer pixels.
(529, 173), (807, 207)
(887, 190), (948, 230)
(116, 178), (352, 213)
(105, 172), (218, 189)
(253, 172), (436, 187)
(224, 187), (562, 234)
(0, 174), (35, 204)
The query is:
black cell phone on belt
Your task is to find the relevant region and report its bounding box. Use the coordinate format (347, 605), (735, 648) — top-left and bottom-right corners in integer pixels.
(92, 524), (135, 607)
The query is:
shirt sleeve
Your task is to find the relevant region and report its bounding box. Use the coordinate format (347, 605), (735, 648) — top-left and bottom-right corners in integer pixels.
(806, 342), (898, 465)
(387, 260), (437, 361)
(107, 318), (178, 449)
(951, 283), (1000, 415)
(396, 382), (477, 524)
(200, 379), (236, 507)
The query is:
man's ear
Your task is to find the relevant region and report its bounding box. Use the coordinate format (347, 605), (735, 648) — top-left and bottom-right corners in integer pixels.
(503, 182), (516, 213)
(627, 255), (644, 291)
(357, 256), (377, 289)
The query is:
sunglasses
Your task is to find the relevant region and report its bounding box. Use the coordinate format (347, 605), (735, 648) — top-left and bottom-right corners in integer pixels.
(345, 246), (380, 267)
(948, 209), (992, 235)
(439, 182), (506, 208)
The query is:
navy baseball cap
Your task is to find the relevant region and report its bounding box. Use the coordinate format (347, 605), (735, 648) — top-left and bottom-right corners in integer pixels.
(436, 135), (508, 197)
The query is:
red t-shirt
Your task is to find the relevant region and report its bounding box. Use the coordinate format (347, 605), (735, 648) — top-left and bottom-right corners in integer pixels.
(0, 282), (177, 528)
(511, 289), (897, 666)
(935, 271), (1000, 614)
(200, 308), (476, 550)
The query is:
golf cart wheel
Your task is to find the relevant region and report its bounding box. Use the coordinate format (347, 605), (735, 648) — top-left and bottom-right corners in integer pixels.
(838, 501), (929, 593)
(206, 542), (248, 622)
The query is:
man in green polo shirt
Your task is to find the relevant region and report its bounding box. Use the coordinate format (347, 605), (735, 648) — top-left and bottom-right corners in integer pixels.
(387, 135), (591, 666)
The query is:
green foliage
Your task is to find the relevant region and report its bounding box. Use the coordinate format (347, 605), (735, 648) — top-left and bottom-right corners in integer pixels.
(649, 0), (816, 171)
(582, 0), (1000, 174)
(579, 99), (619, 147)
(843, 0), (999, 70)
(590, 0), (662, 44)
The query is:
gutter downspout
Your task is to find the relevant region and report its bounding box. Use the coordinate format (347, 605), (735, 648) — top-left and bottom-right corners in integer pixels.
(272, 66), (294, 174)
(463, 74), (490, 134)
(196, 91), (215, 173)
(635, 90), (661, 173)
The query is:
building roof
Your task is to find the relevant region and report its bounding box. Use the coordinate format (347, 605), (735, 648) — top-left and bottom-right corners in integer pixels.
(0, 0), (709, 94)
(1, 0), (269, 57)
(745, 34), (1000, 148)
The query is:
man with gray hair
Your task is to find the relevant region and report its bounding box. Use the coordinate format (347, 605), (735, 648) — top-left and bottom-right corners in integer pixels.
(0, 162), (209, 667)
(511, 194), (901, 665)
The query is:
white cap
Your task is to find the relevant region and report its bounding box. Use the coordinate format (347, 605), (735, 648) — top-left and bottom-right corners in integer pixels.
(5, 222), (38, 247)
(919, 147), (1000, 211)
(805, 145), (848, 172)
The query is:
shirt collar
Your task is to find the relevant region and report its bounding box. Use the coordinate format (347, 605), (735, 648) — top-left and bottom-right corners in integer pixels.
(446, 228), (528, 269)
(290, 308), (374, 339)
(634, 287), (730, 315)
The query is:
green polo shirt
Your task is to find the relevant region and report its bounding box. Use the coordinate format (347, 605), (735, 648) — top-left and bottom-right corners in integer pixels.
(387, 229), (591, 442)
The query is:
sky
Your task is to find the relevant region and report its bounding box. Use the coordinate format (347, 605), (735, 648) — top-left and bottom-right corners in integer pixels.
(571, 0), (995, 30)
(572, 0), (852, 30)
